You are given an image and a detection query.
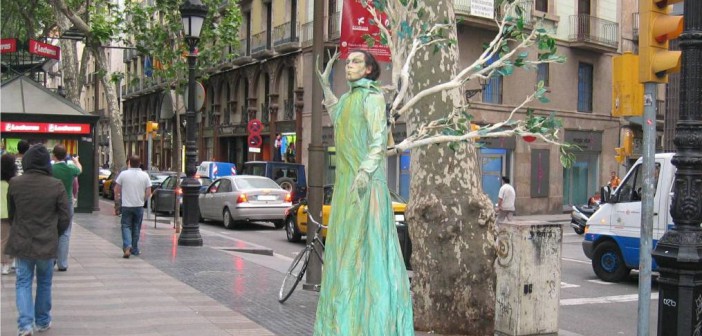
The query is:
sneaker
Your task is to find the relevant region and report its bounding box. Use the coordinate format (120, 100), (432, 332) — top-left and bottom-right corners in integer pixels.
(122, 247), (131, 259)
(131, 249), (140, 256)
(36, 322), (51, 332)
(17, 329), (33, 336)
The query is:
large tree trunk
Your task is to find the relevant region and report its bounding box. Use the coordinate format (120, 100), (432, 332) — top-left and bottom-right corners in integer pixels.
(406, 2), (497, 334)
(92, 46), (126, 172)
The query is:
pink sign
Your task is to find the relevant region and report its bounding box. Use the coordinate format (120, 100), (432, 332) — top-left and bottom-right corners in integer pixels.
(1, 38), (17, 54)
(340, 0), (391, 62)
(28, 39), (60, 60)
(1, 122), (91, 134)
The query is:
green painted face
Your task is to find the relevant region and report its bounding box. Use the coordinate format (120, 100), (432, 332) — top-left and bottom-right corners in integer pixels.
(346, 52), (371, 81)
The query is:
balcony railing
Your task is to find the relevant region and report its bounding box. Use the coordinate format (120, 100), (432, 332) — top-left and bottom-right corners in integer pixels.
(232, 38), (252, 65)
(301, 21), (313, 47)
(632, 12), (639, 38)
(569, 14), (619, 49)
(251, 31), (268, 54)
(328, 11), (341, 40)
(273, 21), (300, 52)
(455, 0), (533, 25)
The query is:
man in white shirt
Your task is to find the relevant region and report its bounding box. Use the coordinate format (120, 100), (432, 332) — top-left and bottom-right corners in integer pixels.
(114, 155), (151, 258)
(497, 176), (516, 223)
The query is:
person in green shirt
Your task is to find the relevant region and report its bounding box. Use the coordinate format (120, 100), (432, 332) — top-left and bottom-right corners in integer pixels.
(1, 153), (18, 275)
(51, 144), (82, 272)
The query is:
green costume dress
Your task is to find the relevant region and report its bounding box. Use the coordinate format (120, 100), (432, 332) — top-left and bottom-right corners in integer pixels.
(313, 78), (414, 335)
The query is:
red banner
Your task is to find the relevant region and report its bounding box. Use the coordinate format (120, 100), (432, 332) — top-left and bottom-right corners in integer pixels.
(340, 0), (391, 62)
(1, 122), (91, 135)
(28, 39), (60, 60)
(0, 38), (17, 54)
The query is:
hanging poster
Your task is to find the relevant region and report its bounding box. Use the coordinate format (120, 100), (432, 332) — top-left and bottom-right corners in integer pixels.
(340, 0), (391, 62)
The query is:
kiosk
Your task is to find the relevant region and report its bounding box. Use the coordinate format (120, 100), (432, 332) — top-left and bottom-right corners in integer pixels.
(1, 76), (100, 213)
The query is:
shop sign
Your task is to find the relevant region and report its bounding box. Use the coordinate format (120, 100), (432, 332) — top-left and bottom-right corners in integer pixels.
(2, 122), (90, 134)
(0, 38), (17, 54)
(28, 39), (60, 60)
(564, 130), (602, 152)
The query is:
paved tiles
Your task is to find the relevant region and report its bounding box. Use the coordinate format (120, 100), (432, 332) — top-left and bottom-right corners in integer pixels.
(1, 222), (274, 336)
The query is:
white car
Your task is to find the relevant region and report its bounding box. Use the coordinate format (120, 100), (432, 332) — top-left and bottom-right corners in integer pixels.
(198, 175), (292, 229)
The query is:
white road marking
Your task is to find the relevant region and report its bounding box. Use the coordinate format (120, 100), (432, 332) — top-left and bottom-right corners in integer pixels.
(561, 282), (580, 288)
(561, 293), (658, 306)
(587, 279), (616, 285)
(562, 257), (591, 265)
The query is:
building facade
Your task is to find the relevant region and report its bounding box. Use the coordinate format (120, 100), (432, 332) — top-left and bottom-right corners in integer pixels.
(121, 0), (635, 214)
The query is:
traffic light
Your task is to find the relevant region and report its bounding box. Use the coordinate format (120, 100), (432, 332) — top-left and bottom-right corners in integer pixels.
(615, 147), (627, 164)
(622, 130), (634, 156)
(146, 121), (159, 135)
(638, 0), (683, 83)
(612, 53), (644, 117)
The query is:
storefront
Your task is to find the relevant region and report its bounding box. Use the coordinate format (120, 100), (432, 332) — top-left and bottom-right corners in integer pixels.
(562, 130), (603, 208)
(1, 76), (99, 213)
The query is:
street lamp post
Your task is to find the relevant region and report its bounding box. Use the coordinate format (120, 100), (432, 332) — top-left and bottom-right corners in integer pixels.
(651, 2), (702, 335)
(178, 0), (208, 246)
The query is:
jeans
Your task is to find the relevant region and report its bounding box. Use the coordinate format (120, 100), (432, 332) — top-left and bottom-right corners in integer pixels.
(121, 207), (144, 254)
(15, 258), (54, 332)
(57, 205), (74, 269)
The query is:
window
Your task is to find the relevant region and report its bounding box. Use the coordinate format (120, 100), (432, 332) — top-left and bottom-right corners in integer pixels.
(218, 179), (232, 193)
(537, 63), (550, 88)
(577, 62), (593, 112)
(482, 76), (503, 104)
(482, 55), (503, 104)
(535, 0), (548, 12)
(616, 163), (661, 202)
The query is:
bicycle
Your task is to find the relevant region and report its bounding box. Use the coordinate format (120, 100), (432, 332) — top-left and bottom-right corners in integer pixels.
(278, 210), (326, 303)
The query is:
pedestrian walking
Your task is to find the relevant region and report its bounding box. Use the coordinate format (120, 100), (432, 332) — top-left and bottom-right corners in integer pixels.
(497, 176), (516, 223)
(313, 50), (413, 335)
(285, 143), (295, 163)
(51, 145), (82, 272)
(14, 140), (29, 176)
(1, 153), (18, 275)
(114, 155), (151, 258)
(274, 133), (282, 162)
(6, 144), (70, 336)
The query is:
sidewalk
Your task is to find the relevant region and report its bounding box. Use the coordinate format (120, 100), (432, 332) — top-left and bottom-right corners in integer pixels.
(1, 222), (274, 336)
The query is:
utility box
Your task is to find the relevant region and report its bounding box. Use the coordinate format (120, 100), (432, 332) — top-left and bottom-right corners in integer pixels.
(494, 221), (562, 336)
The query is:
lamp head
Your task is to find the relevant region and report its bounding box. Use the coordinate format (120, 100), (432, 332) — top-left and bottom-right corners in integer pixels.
(180, 0), (209, 41)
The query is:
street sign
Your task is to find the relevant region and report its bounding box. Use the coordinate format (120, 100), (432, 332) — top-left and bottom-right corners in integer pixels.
(247, 119), (263, 134)
(248, 134), (262, 148)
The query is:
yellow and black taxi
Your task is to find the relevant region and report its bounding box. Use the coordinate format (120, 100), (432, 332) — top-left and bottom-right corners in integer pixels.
(98, 168), (111, 194)
(284, 185), (412, 269)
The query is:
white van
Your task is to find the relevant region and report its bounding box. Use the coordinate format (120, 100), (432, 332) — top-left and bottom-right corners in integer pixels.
(582, 153), (676, 282)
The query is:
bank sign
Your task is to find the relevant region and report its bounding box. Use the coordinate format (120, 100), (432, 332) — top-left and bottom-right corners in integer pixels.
(2, 122), (90, 134)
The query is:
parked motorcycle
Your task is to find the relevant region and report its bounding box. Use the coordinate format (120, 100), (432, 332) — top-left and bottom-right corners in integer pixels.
(570, 204), (599, 234)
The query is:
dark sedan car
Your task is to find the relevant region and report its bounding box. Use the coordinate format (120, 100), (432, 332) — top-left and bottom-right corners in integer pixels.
(150, 175), (212, 215)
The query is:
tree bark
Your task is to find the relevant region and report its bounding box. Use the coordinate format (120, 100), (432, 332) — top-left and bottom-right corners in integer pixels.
(406, 2), (497, 334)
(91, 45), (126, 172)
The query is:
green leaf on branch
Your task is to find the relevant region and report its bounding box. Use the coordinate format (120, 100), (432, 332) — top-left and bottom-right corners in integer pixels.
(362, 34), (376, 47)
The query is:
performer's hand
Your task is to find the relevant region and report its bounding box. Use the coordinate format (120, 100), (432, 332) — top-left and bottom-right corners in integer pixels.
(351, 171), (370, 204)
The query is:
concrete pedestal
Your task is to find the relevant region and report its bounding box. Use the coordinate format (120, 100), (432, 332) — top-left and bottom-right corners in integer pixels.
(494, 221), (562, 336)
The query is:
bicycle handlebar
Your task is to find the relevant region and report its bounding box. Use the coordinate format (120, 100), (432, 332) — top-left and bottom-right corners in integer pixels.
(306, 211), (328, 231)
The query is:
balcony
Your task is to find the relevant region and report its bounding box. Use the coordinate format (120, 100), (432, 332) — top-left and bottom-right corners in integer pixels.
(455, 0), (536, 29)
(251, 31), (275, 59)
(273, 21), (300, 52)
(632, 12), (639, 39)
(231, 38), (253, 65)
(568, 14), (619, 52)
(328, 11), (341, 40)
(301, 21), (313, 48)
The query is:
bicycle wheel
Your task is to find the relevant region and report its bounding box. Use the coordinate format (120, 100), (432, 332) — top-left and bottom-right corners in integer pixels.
(278, 247), (311, 303)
